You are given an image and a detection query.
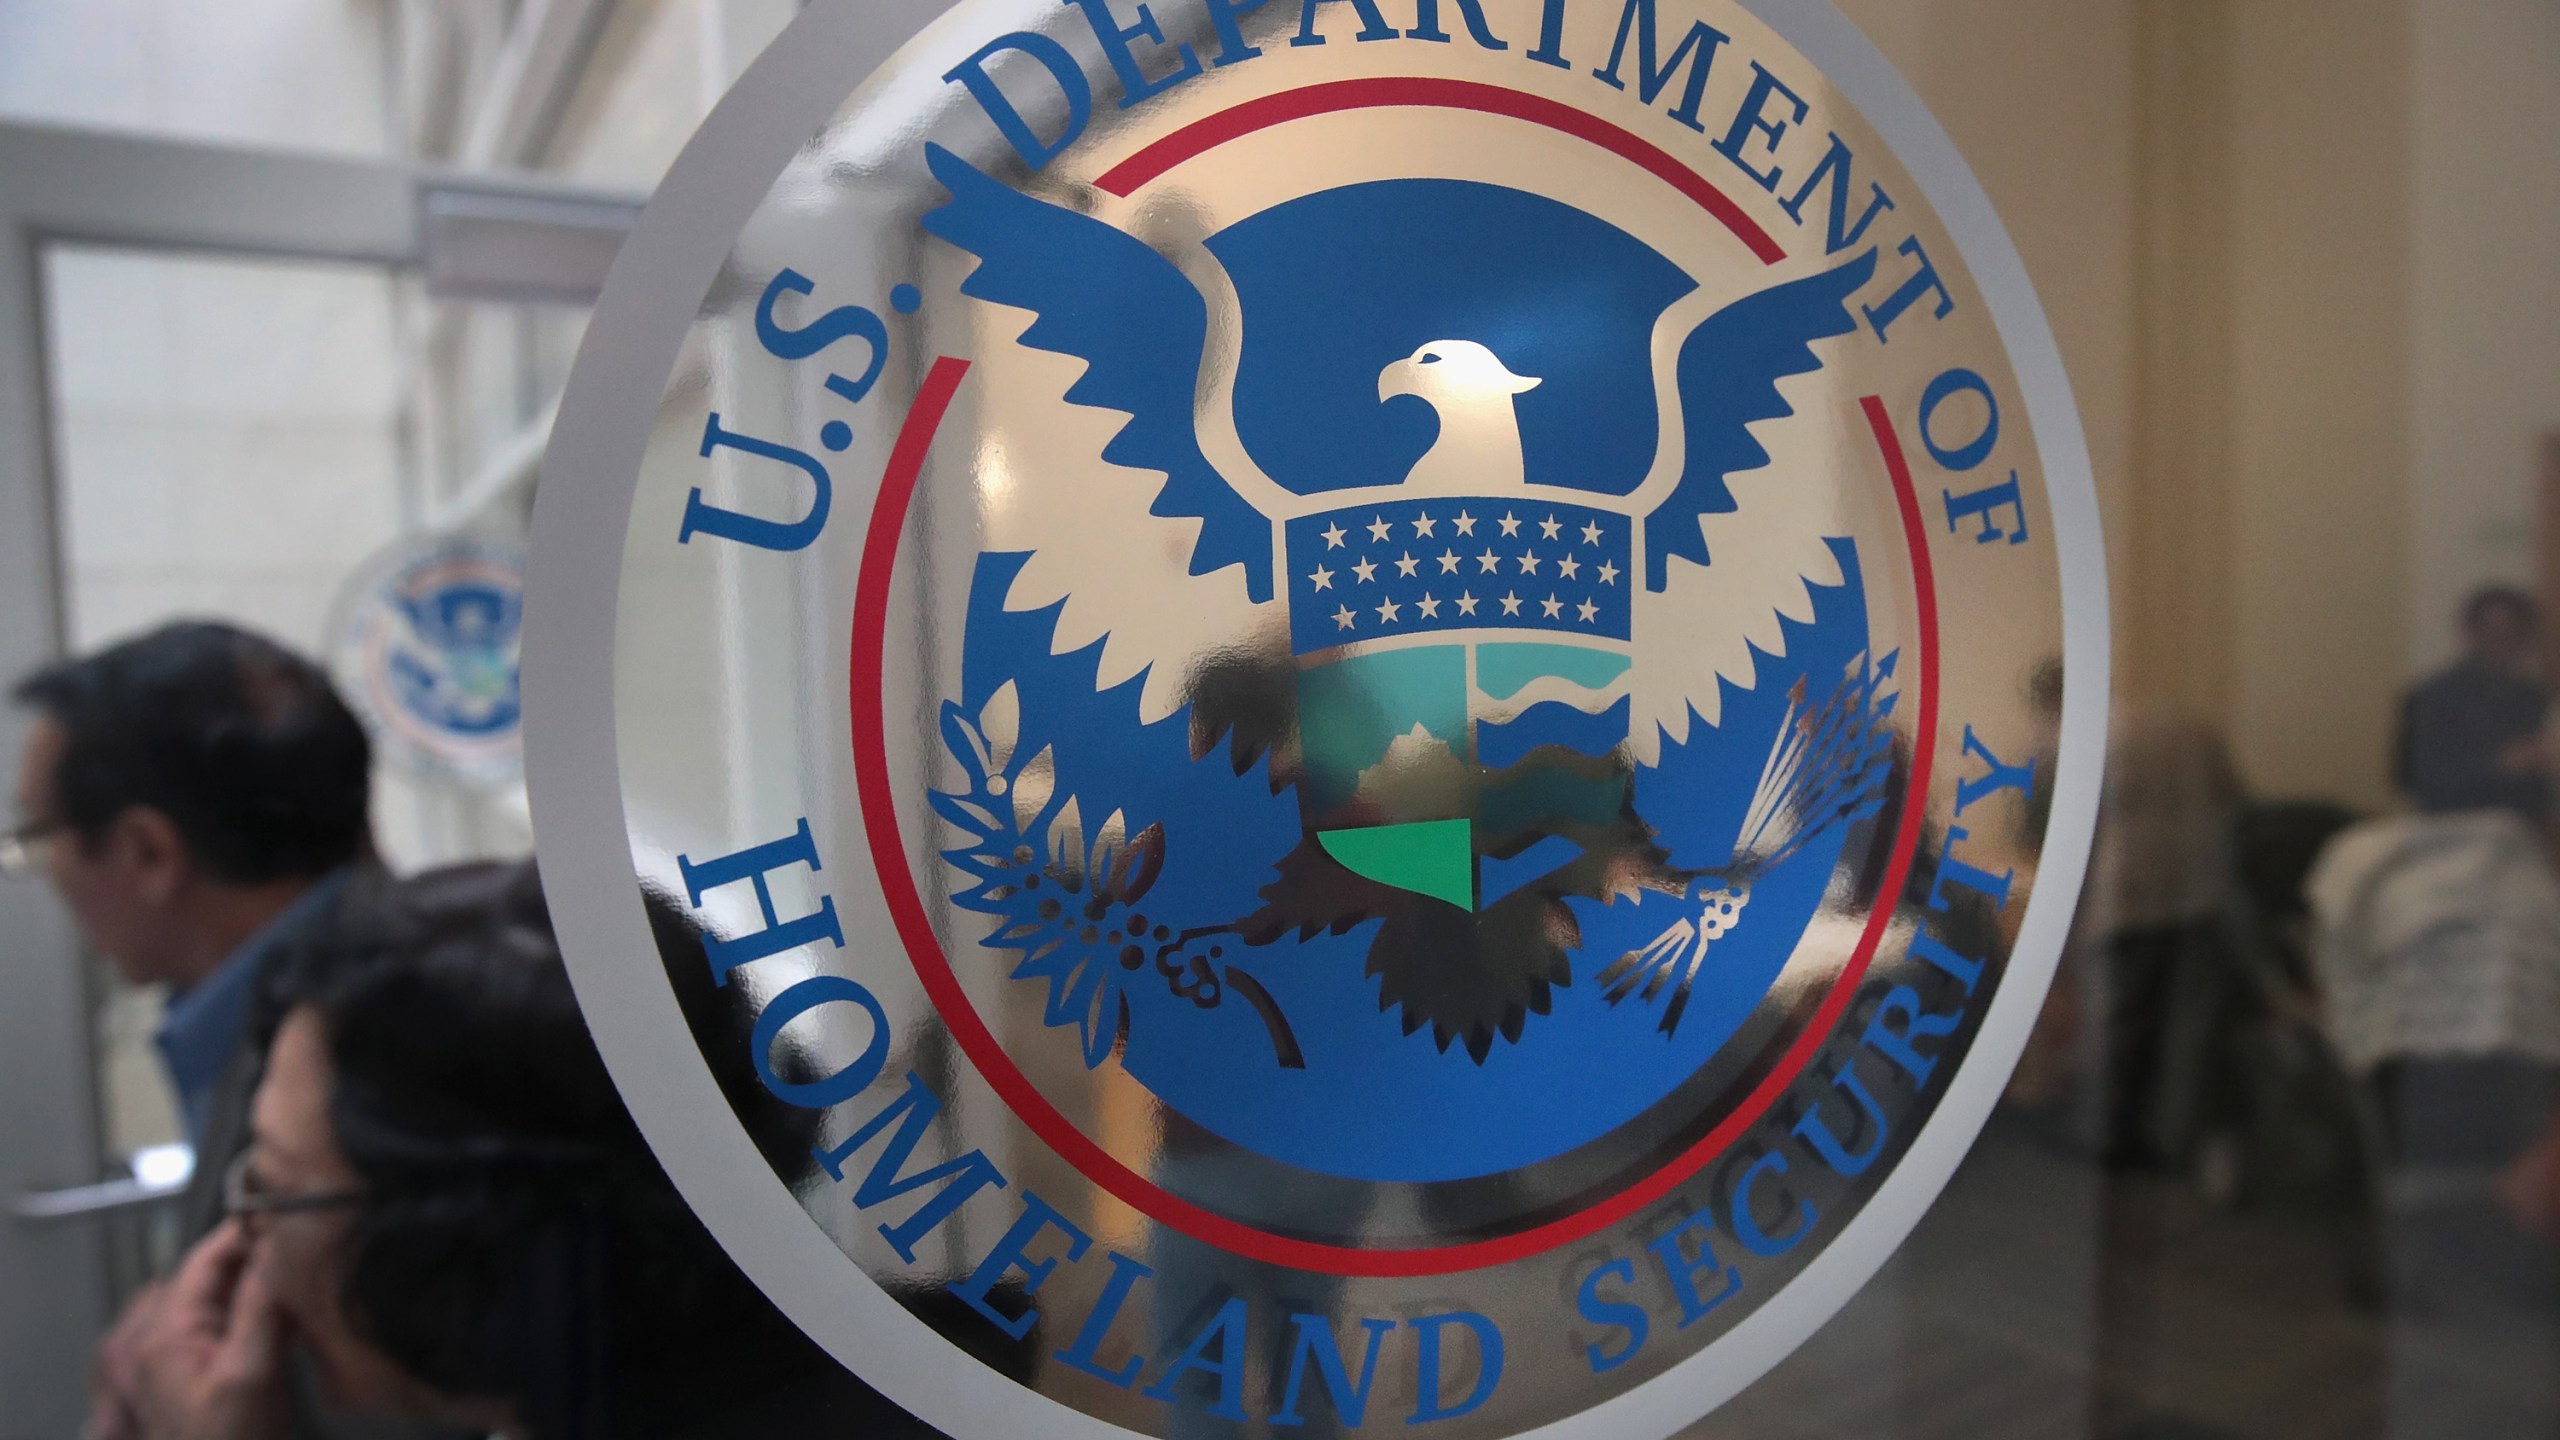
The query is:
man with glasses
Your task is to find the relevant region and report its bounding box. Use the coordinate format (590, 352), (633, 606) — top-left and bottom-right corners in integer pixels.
(6, 620), (373, 1237)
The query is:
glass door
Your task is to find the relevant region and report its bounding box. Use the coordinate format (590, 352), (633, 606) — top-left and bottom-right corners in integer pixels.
(0, 118), (626, 1432)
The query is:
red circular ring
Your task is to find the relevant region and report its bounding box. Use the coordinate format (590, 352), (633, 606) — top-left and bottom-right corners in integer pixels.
(849, 84), (1942, 1277)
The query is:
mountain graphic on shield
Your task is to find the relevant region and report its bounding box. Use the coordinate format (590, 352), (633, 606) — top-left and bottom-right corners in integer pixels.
(921, 144), (1900, 1080)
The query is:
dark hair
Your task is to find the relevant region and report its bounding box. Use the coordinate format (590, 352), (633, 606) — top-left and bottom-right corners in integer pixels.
(12, 621), (371, 884)
(294, 863), (935, 1439)
(2464, 585), (2538, 632)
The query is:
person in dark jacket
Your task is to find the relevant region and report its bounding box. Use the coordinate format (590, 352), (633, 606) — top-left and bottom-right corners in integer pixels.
(7, 621), (374, 1210)
(6, 624), (378, 1440)
(2398, 585), (2552, 819)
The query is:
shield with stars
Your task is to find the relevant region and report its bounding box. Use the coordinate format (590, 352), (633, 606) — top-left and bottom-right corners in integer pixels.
(1291, 498), (1631, 896)
(1277, 494), (1645, 1054)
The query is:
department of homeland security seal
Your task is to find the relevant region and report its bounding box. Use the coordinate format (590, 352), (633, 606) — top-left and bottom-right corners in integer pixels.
(330, 532), (526, 787)
(525, 0), (2106, 1435)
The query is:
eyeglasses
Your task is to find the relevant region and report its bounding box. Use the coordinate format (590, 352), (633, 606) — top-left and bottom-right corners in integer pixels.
(223, 1151), (364, 1222)
(0, 819), (60, 878)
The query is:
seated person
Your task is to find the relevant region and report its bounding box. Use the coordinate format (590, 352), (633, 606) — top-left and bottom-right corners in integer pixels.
(2398, 585), (2551, 819)
(93, 862), (969, 1439)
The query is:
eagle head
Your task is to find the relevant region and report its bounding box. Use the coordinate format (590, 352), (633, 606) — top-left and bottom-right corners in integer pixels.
(1377, 340), (1543, 407)
(1378, 341), (1544, 492)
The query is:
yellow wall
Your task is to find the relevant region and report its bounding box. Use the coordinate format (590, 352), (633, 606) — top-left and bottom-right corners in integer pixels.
(2224, 1), (2413, 808)
(1837, 0), (2473, 812)
(1833, 0), (2142, 631)
(2408, 0), (2560, 673)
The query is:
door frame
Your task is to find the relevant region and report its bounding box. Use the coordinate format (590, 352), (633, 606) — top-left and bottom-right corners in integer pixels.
(0, 119), (638, 1437)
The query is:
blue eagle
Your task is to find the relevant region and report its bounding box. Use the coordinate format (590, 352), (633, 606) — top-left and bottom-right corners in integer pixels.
(919, 143), (1897, 1069)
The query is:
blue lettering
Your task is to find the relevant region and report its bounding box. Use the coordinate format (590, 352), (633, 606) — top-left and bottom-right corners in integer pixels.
(1065, 0), (1204, 105)
(753, 269), (889, 407)
(1945, 473), (2032, 546)
(1591, 0), (1730, 132)
(813, 1071), (1009, 1261)
(1407, 1313), (1503, 1424)
(1955, 725), (2039, 816)
(940, 30), (1093, 170)
(681, 416), (833, 553)
(1712, 62), (1807, 192)
(748, 976), (889, 1109)
(1793, 1060), (1891, 1177)
(1917, 368), (1998, 470)
(1929, 826), (2018, 912)
(1526, 0), (1571, 67)
(1274, 1314), (1396, 1428)
(1575, 1259), (1649, 1374)
(1407, 0), (1507, 49)
(1644, 1210), (1740, 1328)
(1054, 1251), (1153, 1387)
(1864, 985), (1962, 1085)
(675, 819), (843, 981)
(1292, 0), (1400, 47)
(1910, 930), (1986, 995)
(1731, 1151), (1814, 1256)
(1201, 0), (1271, 65)
(952, 1191), (1090, 1341)
(1862, 235), (1956, 340)
(1779, 133), (1898, 254)
(1143, 1296), (1249, 1421)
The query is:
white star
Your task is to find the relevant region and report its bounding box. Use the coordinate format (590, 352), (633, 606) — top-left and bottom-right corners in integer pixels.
(1395, 552), (1421, 579)
(1334, 606), (1357, 631)
(1456, 592), (1479, 616)
(1577, 598), (1601, 623)
(1596, 560), (1621, 586)
(1453, 511), (1477, 537)
(1500, 592), (1524, 616)
(1322, 523), (1348, 550)
(1416, 594), (1441, 619)
(1477, 549), (1503, 574)
(1541, 594), (1565, 619)
(1376, 598), (1402, 623)
(1518, 551), (1542, 575)
(1438, 550), (1462, 575)
(1308, 565), (1335, 592)
(1367, 516), (1394, 543)
(1352, 558), (1378, 584)
(1556, 556), (1582, 580)
(1539, 515), (1563, 541)
(1581, 520), (1605, 546)
(1498, 511), (1523, 537)
(1413, 513), (1437, 538)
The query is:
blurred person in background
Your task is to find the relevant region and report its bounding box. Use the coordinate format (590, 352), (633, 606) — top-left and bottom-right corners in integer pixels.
(90, 861), (971, 1440)
(2397, 584), (2551, 821)
(2064, 703), (2246, 1168)
(5, 621), (375, 1237)
(2308, 586), (2560, 1435)
(5, 623), (382, 1438)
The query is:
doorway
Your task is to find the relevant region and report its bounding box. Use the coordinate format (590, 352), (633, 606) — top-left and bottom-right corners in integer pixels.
(0, 119), (635, 1438)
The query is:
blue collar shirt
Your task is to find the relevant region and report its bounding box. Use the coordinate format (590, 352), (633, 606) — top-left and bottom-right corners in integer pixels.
(153, 869), (350, 1147)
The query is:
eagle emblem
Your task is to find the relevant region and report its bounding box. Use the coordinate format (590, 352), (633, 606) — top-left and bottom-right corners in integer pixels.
(919, 141), (1899, 1156)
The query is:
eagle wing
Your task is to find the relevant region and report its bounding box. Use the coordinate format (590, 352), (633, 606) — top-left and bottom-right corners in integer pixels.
(1628, 248), (1879, 760)
(921, 145), (1278, 726)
